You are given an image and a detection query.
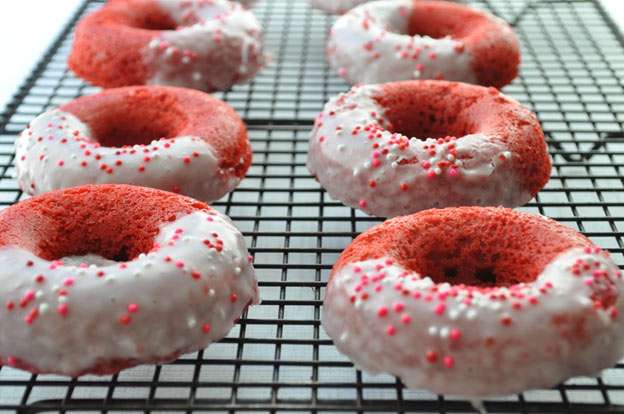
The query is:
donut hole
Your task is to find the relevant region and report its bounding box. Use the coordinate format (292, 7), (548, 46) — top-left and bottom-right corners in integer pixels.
(405, 3), (477, 40)
(87, 111), (182, 147)
(64, 90), (188, 147)
(375, 87), (476, 141)
(119, 3), (178, 31)
(387, 209), (591, 288)
(0, 185), (205, 264)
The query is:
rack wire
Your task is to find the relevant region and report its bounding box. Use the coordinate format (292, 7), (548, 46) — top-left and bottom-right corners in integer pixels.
(1, 0), (624, 412)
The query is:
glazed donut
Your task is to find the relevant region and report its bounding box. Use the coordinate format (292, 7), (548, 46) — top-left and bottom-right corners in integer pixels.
(310, 0), (370, 15)
(0, 184), (258, 376)
(307, 81), (551, 217)
(323, 207), (624, 397)
(16, 86), (251, 202)
(69, 0), (266, 91)
(327, 0), (519, 88)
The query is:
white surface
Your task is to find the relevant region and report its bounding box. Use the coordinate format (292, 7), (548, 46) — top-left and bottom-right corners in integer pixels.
(0, 0), (82, 112)
(0, 0), (623, 113)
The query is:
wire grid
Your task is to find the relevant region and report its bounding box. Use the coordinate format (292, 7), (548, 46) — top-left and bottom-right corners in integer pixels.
(1, 0), (624, 412)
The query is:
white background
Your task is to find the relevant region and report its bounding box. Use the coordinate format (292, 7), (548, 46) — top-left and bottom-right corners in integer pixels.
(0, 0), (622, 112)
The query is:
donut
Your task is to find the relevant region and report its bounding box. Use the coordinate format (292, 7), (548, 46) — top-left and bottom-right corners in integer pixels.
(0, 184), (258, 376)
(16, 85), (252, 202)
(322, 206), (624, 397)
(307, 81), (551, 217)
(310, 0), (370, 15)
(69, 0), (266, 91)
(327, 0), (519, 88)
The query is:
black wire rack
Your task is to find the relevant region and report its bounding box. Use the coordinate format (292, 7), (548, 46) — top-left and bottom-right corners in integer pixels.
(1, 0), (624, 412)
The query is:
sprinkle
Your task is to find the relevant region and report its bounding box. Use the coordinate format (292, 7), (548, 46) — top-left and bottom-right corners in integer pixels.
(202, 323), (211, 333)
(443, 355), (455, 368)
(425, 350), (438, 363)
(386, 325), (396, 336)
(400, 314), (412, 324)
(393, 302), (404, 312)
(377, 306), (388, 317)
(57, 303), (69, 317)
(127, 303), (139, 313)
(119, 314), (131, 325)
(229, 293), (238, 303)
(434, 303), (446, 315)
(449, 328), (462, 341)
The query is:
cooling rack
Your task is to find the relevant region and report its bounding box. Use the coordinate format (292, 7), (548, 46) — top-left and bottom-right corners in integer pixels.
(1, 0), (624, 412)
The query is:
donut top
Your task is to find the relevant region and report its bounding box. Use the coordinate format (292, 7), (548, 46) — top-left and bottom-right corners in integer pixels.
(60, 86), (250, 177)
(375, 81), (550, 196)
(333, 207), (592, 287)
(0, 185), (258, 375)
(69, 0), (265, 91)
(0, 185), (207, 262)
(406, 1), (519, 87)
(327, 0), (519, 88)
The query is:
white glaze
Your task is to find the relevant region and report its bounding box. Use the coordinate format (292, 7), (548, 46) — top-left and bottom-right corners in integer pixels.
(323, 247), (624, 397)
(143, 0), (266, 91)
(310, 0), (370, 15)
(327, 0), (476, 85)
(0, 209), (258, 376)
(307, 85), (528, 217)
(16, 109), (243, 202)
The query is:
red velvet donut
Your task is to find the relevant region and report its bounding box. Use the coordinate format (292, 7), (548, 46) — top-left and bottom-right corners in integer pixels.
(0, 184), (258, 376)
(327, 0), (520, 88)
(323, 207), (624, 397)
(69, 0), (266, 91)
(307, 80), (551, 217)
(16, 86), (251, 202)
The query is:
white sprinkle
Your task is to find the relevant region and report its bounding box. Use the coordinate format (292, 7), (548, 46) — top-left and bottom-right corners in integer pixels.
(439, 327), (449, 338)
(340, 332), (349, 343)
(466, 309), (478, 320)
(39, 303), (49, 314)
(187, 317), (197, 328)
(35, 290), (44, 299)
(428, 326), (438, 336)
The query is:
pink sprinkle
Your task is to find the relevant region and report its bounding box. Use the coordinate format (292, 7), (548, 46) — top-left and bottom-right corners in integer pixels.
(202, 323), (211, 333)
(338, 67), (347, 76)
(400, 314), (412, 324)
(377, 306), (388, 317)
(230, 293), (238, 303)
(434, 303), (446, 315)
(393, 302), (404, 312)
(386, 325), (396, 336)
(449, 328), (462, 341)
(57, 303), (69, 317)
(359, 199), (367, 209)
(175, 261), (185, 269)
(127, 303), (139, 313)
(443, 355), (455, 368)
(63, 277), (75, 287)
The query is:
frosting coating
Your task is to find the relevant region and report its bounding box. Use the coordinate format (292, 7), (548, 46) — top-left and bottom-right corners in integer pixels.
(327, 0), (475, 85)
(144, 0), (266, 91)
(326, 0), (518, 88)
